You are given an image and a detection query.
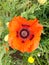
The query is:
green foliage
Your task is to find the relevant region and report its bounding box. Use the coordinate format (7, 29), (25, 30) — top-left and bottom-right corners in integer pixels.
(0, 0), (49, 65)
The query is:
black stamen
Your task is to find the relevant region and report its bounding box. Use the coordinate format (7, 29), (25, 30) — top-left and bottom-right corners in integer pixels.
(22, 40), (25, 43)
(22, 24), (30, 27)
(17, 31), (18, 34)
(16, 31), (18, 37)
(30, 35), (34, 40)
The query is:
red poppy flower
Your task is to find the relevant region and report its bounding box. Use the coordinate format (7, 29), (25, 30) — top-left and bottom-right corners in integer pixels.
(8, 16), (43, 53)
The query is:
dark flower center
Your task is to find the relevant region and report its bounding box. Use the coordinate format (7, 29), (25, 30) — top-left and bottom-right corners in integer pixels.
(20, 29), (29, 39)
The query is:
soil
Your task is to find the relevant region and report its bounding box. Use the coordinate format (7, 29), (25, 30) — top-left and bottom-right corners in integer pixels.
(9, 47), (23, 60)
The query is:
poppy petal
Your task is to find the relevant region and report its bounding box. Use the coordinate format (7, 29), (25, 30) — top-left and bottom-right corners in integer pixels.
(26, 36), (40, 52)
(9, 16), (21, 32)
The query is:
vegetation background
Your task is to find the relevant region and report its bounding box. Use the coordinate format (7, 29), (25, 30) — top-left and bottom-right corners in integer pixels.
(0, 0), (49, 65)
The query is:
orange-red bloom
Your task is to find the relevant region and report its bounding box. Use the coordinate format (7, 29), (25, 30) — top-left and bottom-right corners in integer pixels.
(5, 47), (9, 52)
(3, 43), (9, 52)
(8, 16), (43, 53)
